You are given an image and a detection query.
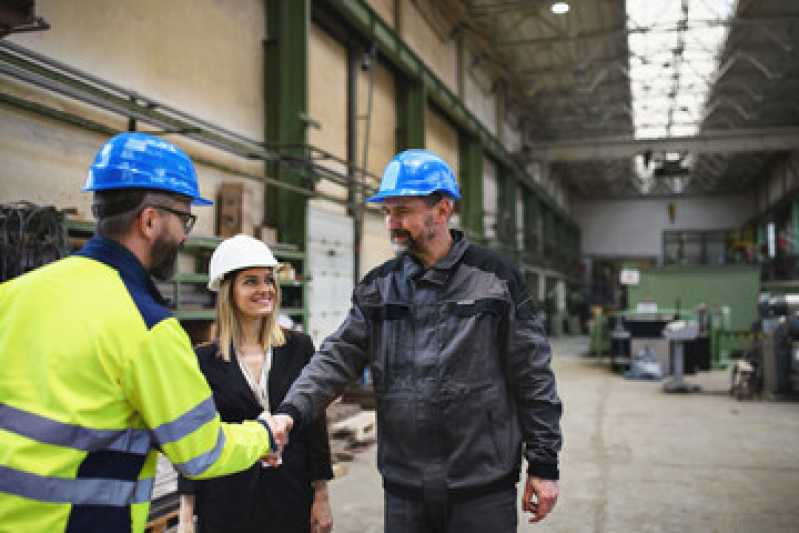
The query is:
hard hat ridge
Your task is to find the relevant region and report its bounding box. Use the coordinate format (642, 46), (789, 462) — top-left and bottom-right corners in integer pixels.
(82, 132), (213, 205)
(207, 234), (279, 292)
(367, 149), (461, 203)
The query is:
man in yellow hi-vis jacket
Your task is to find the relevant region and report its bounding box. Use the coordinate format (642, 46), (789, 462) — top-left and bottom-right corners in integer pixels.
(0, 133), (286, 533)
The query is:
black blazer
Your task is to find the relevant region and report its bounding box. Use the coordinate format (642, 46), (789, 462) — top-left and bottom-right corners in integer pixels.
(178, 330), (333, 533)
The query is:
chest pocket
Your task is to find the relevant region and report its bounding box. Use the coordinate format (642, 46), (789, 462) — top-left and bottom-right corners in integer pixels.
(439, 297), (508, 382)
(448, 297), (507, 318)
(362, 300), (413, 391)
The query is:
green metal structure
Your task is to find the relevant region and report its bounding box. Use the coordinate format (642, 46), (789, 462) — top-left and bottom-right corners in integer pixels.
(628, 265), (760, 366)
(396, 76), (426, 150)
(265, 0), (310, 250)
(458, 133), (484, 239)
(627, 265), (759, 331)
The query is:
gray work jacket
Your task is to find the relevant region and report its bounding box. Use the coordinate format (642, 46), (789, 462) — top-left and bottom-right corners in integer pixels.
(278, 230), (562, 499)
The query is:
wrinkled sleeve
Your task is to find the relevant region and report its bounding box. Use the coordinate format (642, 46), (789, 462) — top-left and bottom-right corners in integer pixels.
(276, 292), (371, 430)
(298, 334), (335, 481)
(503, 270), (563, 480)
(121, 317), (270, 479)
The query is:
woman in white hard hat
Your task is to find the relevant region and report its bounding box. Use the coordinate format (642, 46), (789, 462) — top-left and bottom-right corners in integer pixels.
(177, 234), (333, 533)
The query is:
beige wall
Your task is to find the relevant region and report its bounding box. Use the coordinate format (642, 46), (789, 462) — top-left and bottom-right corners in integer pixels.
(10, 0), (266, 140)
(464, 49), (497, 137)
(309, 23), (349, 202)
(425, 105), (459, 180)
(358, 61), (397, 190)
(361, 210), (394, 276)
(1, 0), (268, 236)
(400, 1), (457, 94)
(367, 0), (396, 27)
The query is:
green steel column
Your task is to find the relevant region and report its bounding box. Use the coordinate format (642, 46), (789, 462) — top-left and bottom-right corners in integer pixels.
(396, 76), (426, 150)
(265, 0), (309, 249)
(458, 133), (484, 239)
(497, 165), (517, 252)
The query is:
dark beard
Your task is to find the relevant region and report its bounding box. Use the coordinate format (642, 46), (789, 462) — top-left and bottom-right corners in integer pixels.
(390, 215), (435, 256)
(150, 234), (180, 281)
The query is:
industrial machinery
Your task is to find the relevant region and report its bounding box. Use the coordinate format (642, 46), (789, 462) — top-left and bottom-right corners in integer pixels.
(758, 294), (799, 398)
(663, 320), (702, 393)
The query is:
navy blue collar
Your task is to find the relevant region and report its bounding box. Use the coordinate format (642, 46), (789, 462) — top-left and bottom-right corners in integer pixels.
(75, 236), (167, 306)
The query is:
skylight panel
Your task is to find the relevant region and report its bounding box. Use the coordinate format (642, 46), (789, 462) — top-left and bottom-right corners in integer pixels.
(627, 0), (736, 139)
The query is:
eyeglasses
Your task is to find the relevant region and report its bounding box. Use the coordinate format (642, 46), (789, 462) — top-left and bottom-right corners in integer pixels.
(147, 205), (197, 234)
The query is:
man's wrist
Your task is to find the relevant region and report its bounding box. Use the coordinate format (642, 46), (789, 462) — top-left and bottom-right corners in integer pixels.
(274, 404), (302, 429)
(313, 480), (329, 498)
(255, 413), (277, 452)
(527, 462), (560, 481)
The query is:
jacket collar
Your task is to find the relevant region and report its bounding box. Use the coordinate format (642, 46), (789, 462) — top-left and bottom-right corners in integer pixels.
(76, 235), (167, 306)
(404, 229), (469, 286)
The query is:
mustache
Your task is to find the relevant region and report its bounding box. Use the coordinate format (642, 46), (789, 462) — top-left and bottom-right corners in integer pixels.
(391, 229), (411, 240)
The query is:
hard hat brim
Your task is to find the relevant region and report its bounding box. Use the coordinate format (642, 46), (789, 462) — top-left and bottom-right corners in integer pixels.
(366, 189), (461, 203)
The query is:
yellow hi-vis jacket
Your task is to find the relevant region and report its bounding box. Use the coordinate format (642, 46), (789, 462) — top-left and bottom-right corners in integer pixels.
(0, 236), (272, 533)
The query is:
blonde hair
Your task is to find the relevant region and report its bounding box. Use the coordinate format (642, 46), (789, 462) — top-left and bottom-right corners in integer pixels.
(214, 270), (286, 361)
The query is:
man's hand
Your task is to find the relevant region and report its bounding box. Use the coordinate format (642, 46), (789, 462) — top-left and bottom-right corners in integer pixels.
(521, 475), (559, 524)
(267, 414), (294, 449)
(310, 481), (333, 533)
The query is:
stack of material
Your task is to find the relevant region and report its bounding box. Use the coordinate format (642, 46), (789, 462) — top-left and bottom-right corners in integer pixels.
(0, 201), (69, 282)
(326, 405), (376, 478)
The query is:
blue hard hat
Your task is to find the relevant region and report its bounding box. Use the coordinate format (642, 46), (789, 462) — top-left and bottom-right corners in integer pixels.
(367, 149), (461, 203)
(83, 132), (213, 205)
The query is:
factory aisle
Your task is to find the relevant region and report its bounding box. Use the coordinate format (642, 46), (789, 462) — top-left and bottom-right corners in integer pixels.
(328, 336), (799, 533)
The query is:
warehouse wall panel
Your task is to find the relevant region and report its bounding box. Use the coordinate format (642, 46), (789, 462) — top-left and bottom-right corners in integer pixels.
(367, 0), (396, 27)
(358, 61), (396, 189)
(575, 195), (756, 259)
(307, 199), (354, 345)
(425, 106), (459, 179)
(400, 1), (457, 94)
(361, 210), (394, 276)
(463, 49), (497, 137)
(309, 23), (349, 202)
(10, 0), (266, 140)
(1, 0), (268, 234)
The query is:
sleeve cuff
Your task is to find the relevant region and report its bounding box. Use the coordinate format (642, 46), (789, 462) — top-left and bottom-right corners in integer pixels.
(176, 474), (196, 494)
(255, 418), (277, 453)
(274, 403), (304, 430)
(527, 462), (559, 481)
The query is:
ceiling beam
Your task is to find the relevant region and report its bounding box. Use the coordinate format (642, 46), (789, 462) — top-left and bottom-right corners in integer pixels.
(495, 17), (799, 48)
(527, 127), (799, 161)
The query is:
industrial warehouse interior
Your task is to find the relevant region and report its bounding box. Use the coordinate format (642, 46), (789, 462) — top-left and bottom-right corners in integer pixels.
(1, 1), (799, 532)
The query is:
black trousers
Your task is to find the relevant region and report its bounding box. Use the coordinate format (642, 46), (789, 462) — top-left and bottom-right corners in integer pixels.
(384, 487), (517, 533)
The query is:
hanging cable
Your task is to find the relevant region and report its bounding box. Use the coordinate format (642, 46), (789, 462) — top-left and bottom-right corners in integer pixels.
(0, 201), (69, 282)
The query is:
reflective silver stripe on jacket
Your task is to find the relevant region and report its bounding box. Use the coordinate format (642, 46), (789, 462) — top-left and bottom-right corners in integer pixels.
(173, 428), (226, 477)
(0, 403), (150, 454)
(150, 396), (217, 446)
(0, 464), (153, 505)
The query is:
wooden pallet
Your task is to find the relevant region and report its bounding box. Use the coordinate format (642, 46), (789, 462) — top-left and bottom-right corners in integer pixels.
(145, 508), (179, 533)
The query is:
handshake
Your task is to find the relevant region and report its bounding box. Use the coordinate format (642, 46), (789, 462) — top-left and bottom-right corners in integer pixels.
(259, 413), (294, 467)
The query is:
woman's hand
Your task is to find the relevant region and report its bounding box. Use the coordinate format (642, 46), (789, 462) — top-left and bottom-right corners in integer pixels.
(310, 481), (333, 533)
(178, 494), (196, 533)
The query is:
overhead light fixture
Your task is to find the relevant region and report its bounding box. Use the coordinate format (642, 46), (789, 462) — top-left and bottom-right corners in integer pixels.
(551, 2), (570, 15)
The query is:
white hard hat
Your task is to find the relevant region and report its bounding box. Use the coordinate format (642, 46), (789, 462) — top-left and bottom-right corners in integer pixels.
(207, 234), (279, 292)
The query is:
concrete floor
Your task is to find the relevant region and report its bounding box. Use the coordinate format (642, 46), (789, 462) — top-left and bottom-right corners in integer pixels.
(328, 336), (799, 533)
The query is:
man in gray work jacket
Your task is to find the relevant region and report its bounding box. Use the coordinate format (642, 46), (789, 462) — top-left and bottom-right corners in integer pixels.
(272, 149), (562, 532)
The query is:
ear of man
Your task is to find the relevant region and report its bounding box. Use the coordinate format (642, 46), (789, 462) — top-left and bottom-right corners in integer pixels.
(137, 205), (162, 243)
(437, 197), (454, 222)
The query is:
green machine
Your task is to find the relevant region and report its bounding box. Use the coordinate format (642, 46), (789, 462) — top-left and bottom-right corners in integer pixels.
(627, 265), (760, 367)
